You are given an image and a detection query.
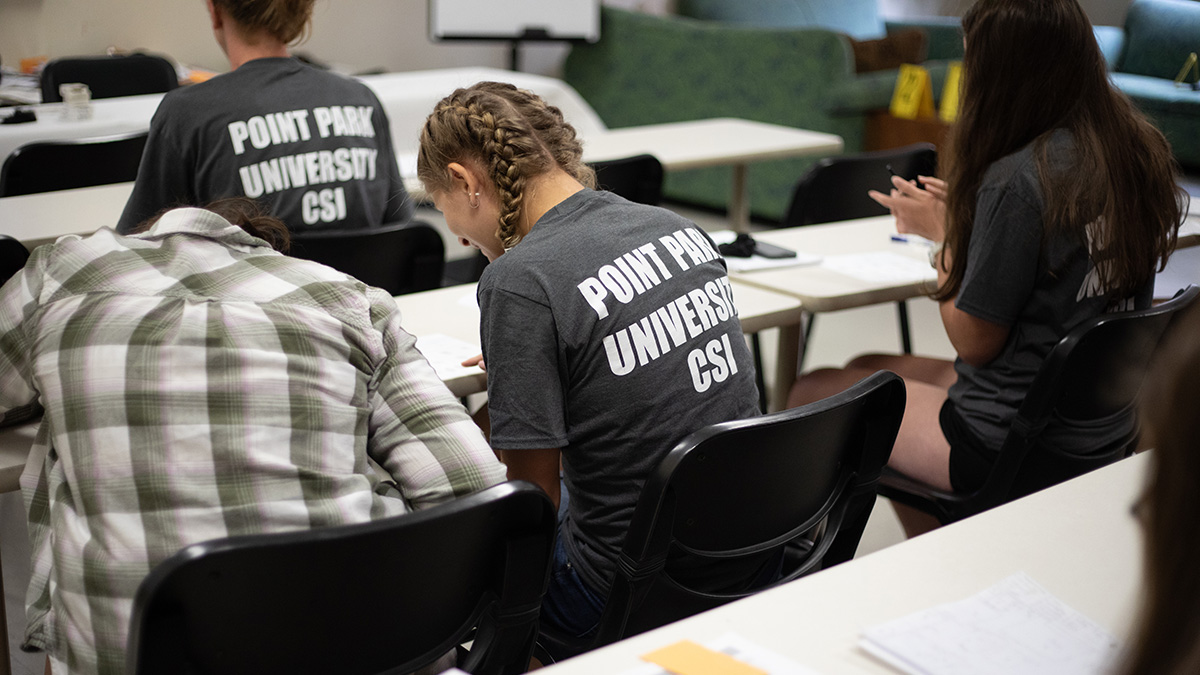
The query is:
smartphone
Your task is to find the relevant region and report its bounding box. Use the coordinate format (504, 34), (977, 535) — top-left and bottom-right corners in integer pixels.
(753, 239), (798, 259)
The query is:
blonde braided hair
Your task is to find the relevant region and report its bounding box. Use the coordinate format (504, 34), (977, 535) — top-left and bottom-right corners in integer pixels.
(418, 82), (596, 250)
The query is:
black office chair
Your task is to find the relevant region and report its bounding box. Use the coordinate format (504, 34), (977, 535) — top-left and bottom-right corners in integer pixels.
(0, 236), (30, 285)
(39, 53), (178, 103)
(538, 370), (906, 662)
(0, 131), (148, 197)
(289, 220), (446, 296)
(589, 154), (665, 206)
(442, 154), (666, 286)
(879, 285), (1200, 525)
(783, 143), (938, 360)
(127, 481), (556, 675)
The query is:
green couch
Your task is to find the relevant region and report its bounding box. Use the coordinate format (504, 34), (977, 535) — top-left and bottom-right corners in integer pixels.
(1100, 0), (1200, 169)
(563, 6), (958, 221)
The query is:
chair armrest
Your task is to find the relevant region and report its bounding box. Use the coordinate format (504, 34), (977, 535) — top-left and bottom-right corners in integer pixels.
(886, 17), (963, 61)
(1092, 25), (1126, 71)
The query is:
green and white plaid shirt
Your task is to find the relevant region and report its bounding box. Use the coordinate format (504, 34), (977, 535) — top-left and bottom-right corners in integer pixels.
(0, 208), (505, 675)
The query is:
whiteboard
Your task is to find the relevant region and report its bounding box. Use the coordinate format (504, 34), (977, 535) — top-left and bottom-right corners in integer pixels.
(429, 0), (600, 42)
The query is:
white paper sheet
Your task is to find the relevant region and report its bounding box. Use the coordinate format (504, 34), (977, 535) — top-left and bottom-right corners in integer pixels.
(413, 333), (483, 381)
(859, 573), (1121, 675)
(821, 252), (936, 284)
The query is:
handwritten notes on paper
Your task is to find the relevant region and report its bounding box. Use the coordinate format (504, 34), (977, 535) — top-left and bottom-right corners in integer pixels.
(859, 573), (1121, 675)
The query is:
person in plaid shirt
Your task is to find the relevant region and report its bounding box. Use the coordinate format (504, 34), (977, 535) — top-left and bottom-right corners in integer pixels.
(0, 198), (505, 674)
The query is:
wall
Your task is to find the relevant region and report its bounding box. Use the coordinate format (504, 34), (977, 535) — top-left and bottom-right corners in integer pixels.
(0, 0), (1138, 80)
(0, 0), (519, 76)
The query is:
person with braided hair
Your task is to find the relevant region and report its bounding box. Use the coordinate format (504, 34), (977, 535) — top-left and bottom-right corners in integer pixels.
(117, 0), (413, 234)
(418, 82), (762, 637)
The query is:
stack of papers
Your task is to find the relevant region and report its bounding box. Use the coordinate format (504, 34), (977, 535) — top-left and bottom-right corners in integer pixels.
(860, 573), (1121, 675)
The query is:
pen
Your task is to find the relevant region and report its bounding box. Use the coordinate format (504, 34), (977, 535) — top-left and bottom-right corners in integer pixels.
(890, 233), (934, 247)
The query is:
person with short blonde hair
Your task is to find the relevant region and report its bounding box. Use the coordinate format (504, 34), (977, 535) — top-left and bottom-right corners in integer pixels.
(117, 0), (413, 233)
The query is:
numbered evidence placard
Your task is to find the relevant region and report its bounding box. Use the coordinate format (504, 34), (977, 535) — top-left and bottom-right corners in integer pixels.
(429, 0), (600, 42)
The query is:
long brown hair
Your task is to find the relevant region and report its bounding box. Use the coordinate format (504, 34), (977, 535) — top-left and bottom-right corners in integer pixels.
(937, 0), (1184, 302)
(416, 82), (596, 249)
(1124, 302), (1200, 674)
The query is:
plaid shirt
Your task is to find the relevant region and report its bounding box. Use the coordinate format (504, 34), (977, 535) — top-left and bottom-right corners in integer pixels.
(0, 209), (505, 675)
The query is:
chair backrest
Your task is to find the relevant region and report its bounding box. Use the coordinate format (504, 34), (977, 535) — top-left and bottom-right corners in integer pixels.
(0, 132), (148, 197)
(882, 286), (1200, 524)
(40, 53), (178, 103)
(127, 481), (556, 675)
(0, 236), (31, 285)
(781, 143), (937, 227)
(581, 371), (904, 650)
(289, 220), (446, 296)
(588, 154), (665, 206)
(991, 285), (1200, 505)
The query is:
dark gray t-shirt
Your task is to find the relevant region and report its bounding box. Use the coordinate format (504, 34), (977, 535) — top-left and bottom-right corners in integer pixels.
(949, 130), (1150, 452)
(479, 189), (761, 594)
(117, 57), (413, 233)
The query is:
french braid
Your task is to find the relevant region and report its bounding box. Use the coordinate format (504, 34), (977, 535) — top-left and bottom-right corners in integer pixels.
(418, 83), (595, 249)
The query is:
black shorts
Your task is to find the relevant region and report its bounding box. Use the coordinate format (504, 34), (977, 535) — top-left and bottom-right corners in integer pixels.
(941, 399), (999, 493)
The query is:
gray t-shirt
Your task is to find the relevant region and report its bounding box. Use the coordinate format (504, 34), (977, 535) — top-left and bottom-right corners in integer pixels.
(117, 57), (412, 233)
(949, 130), (1150, 452)
(479, 188), (761, 594)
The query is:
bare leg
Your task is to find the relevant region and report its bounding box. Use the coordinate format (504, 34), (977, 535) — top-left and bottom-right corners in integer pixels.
(845, 353), (957, 389)
(788, 357), (955, 532)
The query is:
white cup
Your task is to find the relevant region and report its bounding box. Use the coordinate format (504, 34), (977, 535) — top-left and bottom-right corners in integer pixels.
(59, 83), (93, 121)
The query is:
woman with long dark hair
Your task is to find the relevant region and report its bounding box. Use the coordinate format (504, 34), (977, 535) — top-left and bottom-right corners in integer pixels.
(789, 0), (1185, 534)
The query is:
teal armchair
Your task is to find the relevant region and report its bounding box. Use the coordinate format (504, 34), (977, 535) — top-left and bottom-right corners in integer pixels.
(1102, 0), (1200, 169)
(563, 6), (954, 221)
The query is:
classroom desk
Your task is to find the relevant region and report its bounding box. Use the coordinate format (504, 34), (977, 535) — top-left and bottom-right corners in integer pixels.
(393, 280), (806, 400)
(539, 451), (1148, 674)
(728, 216), (936, 409)
(735, 213), (1200, 409)
(583, 118), (843, 234)
(0, 93), (161, 162)
(0, 181), (132, 249)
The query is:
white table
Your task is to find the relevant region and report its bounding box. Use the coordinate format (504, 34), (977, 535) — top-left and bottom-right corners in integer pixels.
(0, 181), (132, 250)
(728, 216), (937, 408)
(539, 451), (1148, 674)
(0, 93), (162, 162)
(583, 118), (842, 234)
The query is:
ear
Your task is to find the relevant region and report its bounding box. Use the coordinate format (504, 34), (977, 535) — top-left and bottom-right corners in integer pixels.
(446, 161), (484, 197)
(207, 0), (223, 31)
